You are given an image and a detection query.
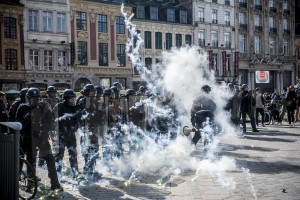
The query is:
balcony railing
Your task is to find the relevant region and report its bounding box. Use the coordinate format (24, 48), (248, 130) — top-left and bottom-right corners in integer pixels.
(254, 26), (262, 32)
(239, 2), (247, 8)
(225, 42), (231, 48)
(254, 5), (262, 11)
(269, 7), (276, 13)
(270, 27), (277, 33)
(198, 39), (205, 46)
(199, 17), (204, 22)
(225, 21), (230, 26)
(283, 9), (290, 15)
(225, 0), (230, 5)
(239, 23), (247, 30)
(284, 29), (290, 35)
(211, 41), (218, 47)
(212, 19), (218, 24)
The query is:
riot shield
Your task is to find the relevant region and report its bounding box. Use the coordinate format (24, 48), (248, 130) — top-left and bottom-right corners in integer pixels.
(42, 98), (60, 155)
(128, 95), (148, 130)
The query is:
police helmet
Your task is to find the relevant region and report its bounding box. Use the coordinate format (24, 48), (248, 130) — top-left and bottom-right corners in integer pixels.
(95, 86), (103, 94)
(26, 88), (40, 98)
(111, 86), (119, 94)
(241, 84), (248, 91)
(20, 88), (29, 98)
(46, 86), (57, 93)
(201, 85), (211, 93)
(113, 82), (123, 90)
(138, 86), (146, 93)
(103, 88), (112, 96)
(82, 84), (96, 95)
(227, 83), (234, 91)
(125, 89), (136, 97)
(62, 89), (76, 99)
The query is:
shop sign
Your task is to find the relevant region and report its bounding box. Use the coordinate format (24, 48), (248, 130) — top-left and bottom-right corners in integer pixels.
(255, 71), (269, 83)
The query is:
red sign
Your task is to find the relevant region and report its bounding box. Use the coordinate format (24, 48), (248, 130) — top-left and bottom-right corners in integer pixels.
(234, 51), (239, 76)
(208, 50), (213, 70)
(222, 51), (226, 76)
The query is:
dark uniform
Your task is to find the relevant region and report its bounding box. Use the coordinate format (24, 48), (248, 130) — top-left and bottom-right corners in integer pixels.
(16, 88), (61, 190)
(54, 89), (80, 177)
(0, 91), (8, 132)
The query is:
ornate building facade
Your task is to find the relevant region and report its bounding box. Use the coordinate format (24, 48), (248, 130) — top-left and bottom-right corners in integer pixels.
(236, 0), (296, 92)
(193, 0), (237, 83)
(21, 0), (72, 91)
(0, 0), (25, 91)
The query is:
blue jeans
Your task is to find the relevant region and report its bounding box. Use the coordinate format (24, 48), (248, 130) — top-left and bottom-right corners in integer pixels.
(256, 108), (265, 125)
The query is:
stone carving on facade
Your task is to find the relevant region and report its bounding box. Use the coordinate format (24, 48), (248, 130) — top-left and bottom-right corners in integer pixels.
(70, 9), (76, 20)
(116, 35), (127, 44)
(98, 33), (109, 42)
(89, 9), (96, 23)
(110, 12), (116, 24)
(145, 50), (153, 56)
(155, 51), (162, 56)
(77, 31), (88, 41)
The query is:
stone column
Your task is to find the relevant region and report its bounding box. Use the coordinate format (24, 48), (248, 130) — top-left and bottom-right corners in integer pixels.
(276, 71), (280, 91)
(292, 70), (295, 85)
(247, 70), (251, 88)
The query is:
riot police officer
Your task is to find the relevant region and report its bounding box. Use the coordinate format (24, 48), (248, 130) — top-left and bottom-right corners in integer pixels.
(16, 88), (62, 191)
(8, 88), (28, 121)
(54, 89), (80, 178)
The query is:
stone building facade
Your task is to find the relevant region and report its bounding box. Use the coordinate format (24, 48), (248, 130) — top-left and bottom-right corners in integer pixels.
(236, 0), (296, 93)
(21, 0), (72, 91)
(193, 0), (237, 83)
(0, 0), (25, 91)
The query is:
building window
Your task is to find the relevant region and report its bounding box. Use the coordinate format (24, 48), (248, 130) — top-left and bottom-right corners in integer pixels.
(136, 5), (145, 19)
(44, 50), (53, 71)
(224, 32), (231, 48)
(117, 44), (126, 67)
(99, 43), (108, 66)
(198, 7), (204, 22)
(167, 9), (175, 22)
(98, 14), (107, 33)
(254, 15), (261, 26)
(198, 30), (205, 46)
(269, 37), (276, 55)
(116, 16), (125, 34)
(29, 10), (38, 31)
(226, 54), (231, 72)
(283, 39), (289, 56)
(155, 32), (162, 49)
(176, 34), (182, 48)
(269, 0), (275, 8)
(145, 58), (152, 71)
(166, 33), (172, 50)
(57, 13), (66, 33)
(77, 41), (88, 65)
(150, 6), (158, 20)
(185, 34), (191, 46)
(58, 51), (66, 68)
(269, 17), (275, 28)
(239, 12), (246, 25)
(144, 31), (152, 49)
(213, 53), (218, 71)
(211, 31), (218, 47)
(239, 34), (246, 53)
(180, 10), (187, 24)
(212, 9), (218, 24)
(76, 11), (86, 31)
(5, 49), (17, 70)
(283, 18), (289, 30)
(30, 50), (39, 70)
(255, 36), (261, 54)
(4, 17), (16, 38)
(283, 0), (288, 10)
(225, 11), (230, 26)
(43, 11), (53, 32)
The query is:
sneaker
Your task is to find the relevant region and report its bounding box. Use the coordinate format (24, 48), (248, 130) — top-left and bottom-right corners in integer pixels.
(252, 129), (259, 132)
(289, 124), (292, 127)
(51, 186), (64, 192)
(292, 123), (295, 127)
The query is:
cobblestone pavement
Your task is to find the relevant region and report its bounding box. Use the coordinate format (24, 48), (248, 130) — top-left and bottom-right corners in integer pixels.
(34, 122), (300, 200)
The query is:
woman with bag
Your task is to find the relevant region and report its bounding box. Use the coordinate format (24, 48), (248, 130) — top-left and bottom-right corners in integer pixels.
(285, 85), (297, 127)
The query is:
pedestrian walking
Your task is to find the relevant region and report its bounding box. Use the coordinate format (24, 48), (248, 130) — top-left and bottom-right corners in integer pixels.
(255, 87), (265, 127)
(240, 84), (259, 133)
(285, 85), (297, 127)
